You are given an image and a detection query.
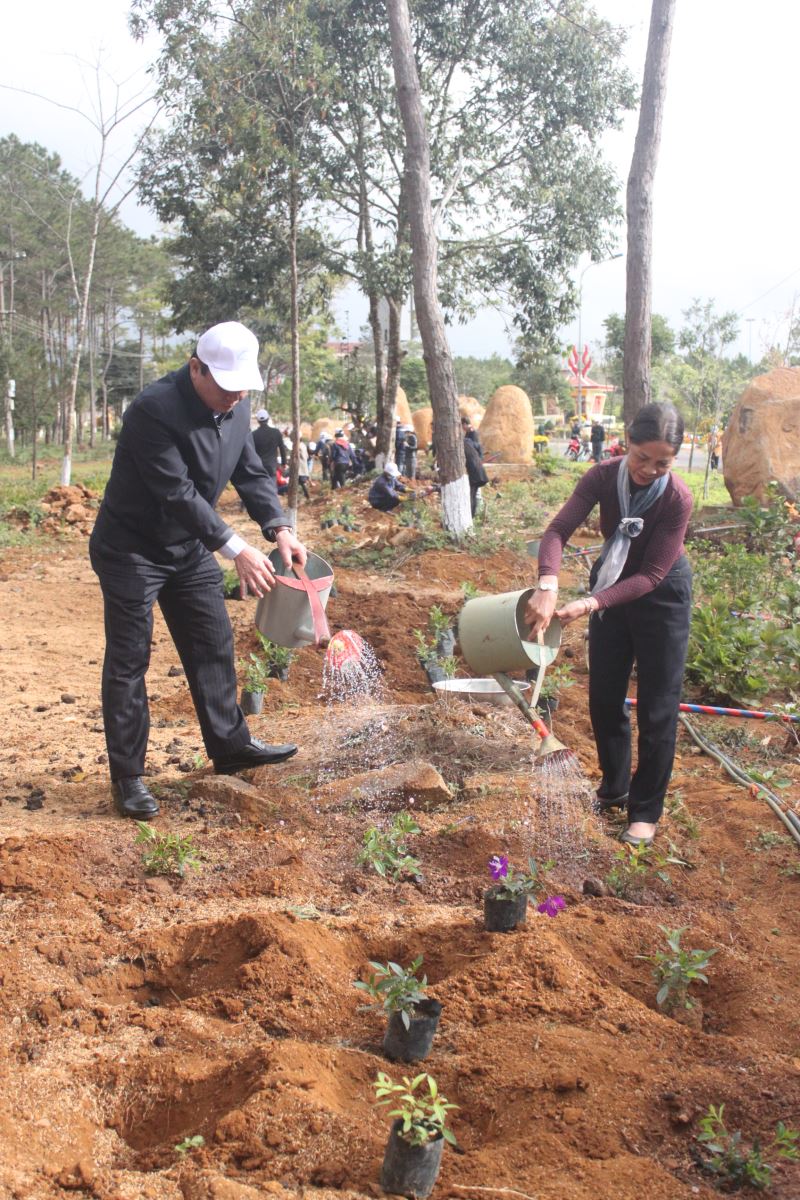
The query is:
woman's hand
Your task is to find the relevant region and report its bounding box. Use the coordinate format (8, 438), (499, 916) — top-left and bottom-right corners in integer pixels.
(556, 597), (598, 627)
(525, 586), (558, 638)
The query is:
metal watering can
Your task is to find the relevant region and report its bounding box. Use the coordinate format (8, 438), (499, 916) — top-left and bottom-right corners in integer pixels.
(458, 590), (573, 763)
(255, 550), (333, 649)
(458, 589), (562, 675)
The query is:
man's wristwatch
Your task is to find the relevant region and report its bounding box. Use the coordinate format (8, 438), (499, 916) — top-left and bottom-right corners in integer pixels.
(537, 580), (558, 592)
(265, 525), (293, 543)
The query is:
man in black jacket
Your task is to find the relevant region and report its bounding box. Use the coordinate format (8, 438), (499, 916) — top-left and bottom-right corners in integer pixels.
(464, 435), (488, 517)
(90, 322), (306, 820)
(252, 409), (286, 478)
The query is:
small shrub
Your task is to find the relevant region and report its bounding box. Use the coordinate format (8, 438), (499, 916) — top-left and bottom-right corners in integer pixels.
(641, 926), (716, 1012)
(538, 661), (574, 701)
(354, 956), (428, 1028)
(686, 597), (768, 703)
(427, 605), (450, 638)
(241, 652), (270, 693)
(357, 812), (421, 881)
(256, 633), (295, 675)
(696, 1103), (799, 1190)
(174, 1134), (205, 1157)
(487, 854), (554, 900)
(221, 567), (240, 599)
(136, 822), (201, 879)
(604, 842), (659, 899)
(373, 1071), (458, 1147)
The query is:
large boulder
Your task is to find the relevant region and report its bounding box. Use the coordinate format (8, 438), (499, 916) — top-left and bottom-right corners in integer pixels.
(311, 417), (338, 441)
(458, 395), (485, 427)
(394, 386), (412, 426)
(412, 406), (433, 449)
(722, 368), (800, 504)
(479, 385), (535, 463)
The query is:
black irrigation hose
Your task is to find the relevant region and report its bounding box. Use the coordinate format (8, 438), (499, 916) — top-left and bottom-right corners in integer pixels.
(678, 714), (800, 854)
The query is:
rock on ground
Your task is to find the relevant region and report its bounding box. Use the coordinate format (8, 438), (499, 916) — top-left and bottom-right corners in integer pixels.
(722, 367), (800, 503)
(317, 758), (452, 811)
(479, 385), (535, 463)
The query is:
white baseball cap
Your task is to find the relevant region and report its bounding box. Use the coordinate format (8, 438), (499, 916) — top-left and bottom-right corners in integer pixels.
(385, 462), (401, 478)
(255, 409), (270, 422)
(196, 322), (264, 392)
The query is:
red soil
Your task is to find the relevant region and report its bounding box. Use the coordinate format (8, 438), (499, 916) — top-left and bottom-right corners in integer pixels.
(0, 479), (799, 1200)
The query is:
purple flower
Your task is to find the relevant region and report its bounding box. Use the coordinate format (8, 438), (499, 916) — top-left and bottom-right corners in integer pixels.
(537, 895), (566, 918)
(488, 855), (509, 881)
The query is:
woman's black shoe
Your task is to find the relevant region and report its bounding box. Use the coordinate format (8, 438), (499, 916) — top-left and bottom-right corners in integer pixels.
(595, 791), (628, 812)
(112, 777), (160, 820)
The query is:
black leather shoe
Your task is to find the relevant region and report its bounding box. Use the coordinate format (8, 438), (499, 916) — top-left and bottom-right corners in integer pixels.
(213, 737), (298, 774)
(595, 790), (628, 812)
(112, 777), (160, 820)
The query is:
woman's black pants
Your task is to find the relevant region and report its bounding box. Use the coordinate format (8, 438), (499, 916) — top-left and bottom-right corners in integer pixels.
(588, 557), (692, 824)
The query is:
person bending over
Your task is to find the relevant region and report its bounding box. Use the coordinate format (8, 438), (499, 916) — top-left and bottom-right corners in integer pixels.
(90, 322), (306, 821)
(368, 461), (407, 511)
(526, 402), (692, 849)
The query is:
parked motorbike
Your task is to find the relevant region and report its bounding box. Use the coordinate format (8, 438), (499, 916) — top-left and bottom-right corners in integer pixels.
(564, 436), (592, 462)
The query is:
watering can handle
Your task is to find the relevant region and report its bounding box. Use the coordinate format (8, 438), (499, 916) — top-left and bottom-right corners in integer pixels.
(528, 631), (547, 710)
(291, 561), (331, 648)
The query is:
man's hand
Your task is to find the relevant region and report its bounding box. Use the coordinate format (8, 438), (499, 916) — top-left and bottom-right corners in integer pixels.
(275, 527), (308, 569)
(234, 544), (278, 599)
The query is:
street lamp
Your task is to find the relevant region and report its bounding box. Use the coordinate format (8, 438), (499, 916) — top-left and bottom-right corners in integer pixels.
(576, 252), (623, 417)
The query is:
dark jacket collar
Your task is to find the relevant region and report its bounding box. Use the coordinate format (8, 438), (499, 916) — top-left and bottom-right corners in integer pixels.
(174, 362), (234, 424)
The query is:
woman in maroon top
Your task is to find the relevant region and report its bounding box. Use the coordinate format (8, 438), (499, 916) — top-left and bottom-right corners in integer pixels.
(526, 403), (693, 847)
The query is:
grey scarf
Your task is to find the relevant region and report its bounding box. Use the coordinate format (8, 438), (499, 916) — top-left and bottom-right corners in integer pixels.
(591, 457), (668, 595)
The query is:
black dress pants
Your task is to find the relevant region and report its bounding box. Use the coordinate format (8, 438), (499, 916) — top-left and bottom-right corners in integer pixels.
(588, 556), (692, 824)
(90, 542), (251, 780)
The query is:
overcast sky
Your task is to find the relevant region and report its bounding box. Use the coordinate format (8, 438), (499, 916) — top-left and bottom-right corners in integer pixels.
(1, 0), (797, 364)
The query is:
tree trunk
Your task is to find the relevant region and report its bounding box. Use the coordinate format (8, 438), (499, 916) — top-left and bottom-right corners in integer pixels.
(61, 199), (102, 486)
(286, 167), (300, 527)
(623, 0), (677, 429)
(357, 145), (391, 464)
(31, 386), (37, 480)
(386, 0), (470, 535)
(381, 294), (404, 466)
(88, 308), (96, 450)
(368, 289), (391, 465)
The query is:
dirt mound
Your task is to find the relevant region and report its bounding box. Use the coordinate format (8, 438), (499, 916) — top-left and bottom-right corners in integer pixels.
(480, 385), (535, 462)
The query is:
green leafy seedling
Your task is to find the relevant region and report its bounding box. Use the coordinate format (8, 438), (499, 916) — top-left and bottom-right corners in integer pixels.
(354, 956), (428, 1029)
(357, 812), (421, 882)
(373, 1071), (458, 1147)
(640, 926), (717, 1012)
(696, 1104), (799, 1190)
(241, 651), (270, 693)
(136, 822), (201, 879)
(174, 1134), (205, 1157)
(604, 844), (666, 902)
